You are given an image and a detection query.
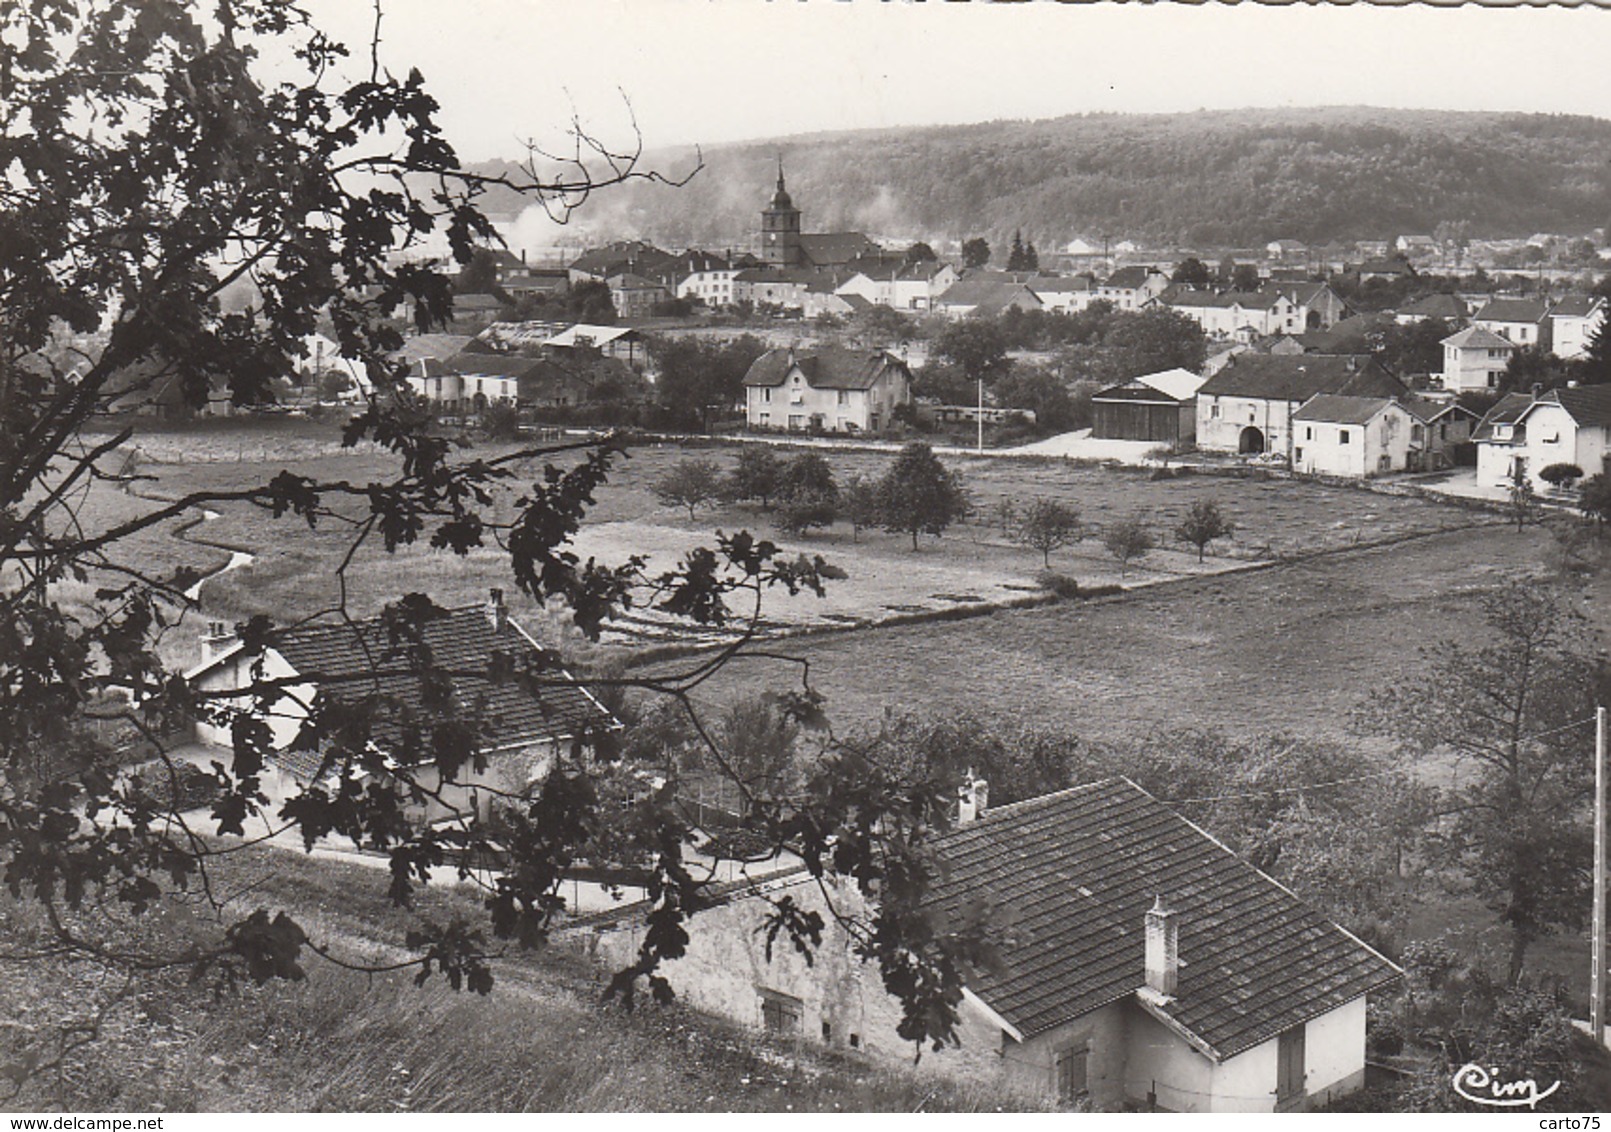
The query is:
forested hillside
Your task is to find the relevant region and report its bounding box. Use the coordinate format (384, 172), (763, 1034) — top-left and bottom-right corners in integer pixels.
(477, 107), (1611, 251)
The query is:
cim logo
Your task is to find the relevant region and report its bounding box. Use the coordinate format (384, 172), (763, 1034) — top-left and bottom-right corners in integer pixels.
(1452, 1062), (1562, 1109)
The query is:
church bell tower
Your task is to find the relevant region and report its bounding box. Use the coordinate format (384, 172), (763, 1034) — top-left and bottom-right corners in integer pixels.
(760, 157), (802, 267)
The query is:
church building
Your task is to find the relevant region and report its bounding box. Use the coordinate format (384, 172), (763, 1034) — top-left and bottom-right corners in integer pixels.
(757, 161), (880, 270)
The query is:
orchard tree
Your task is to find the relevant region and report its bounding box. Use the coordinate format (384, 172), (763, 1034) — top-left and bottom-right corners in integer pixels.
(961, 238), (991, 270)
(655, 458), (725, 520)
(0, 0), (998, 1084)
(1013, 498), (1082, 567)
(841, 474), (882, 542)
(1174, 500), (1234, 562)
(877, 442), (970, 550)
(774, 452), (839, 536)
(725, 446), (784, 508)
(1102, 515), (1155, 578)
(1361, 583), (1603, 983)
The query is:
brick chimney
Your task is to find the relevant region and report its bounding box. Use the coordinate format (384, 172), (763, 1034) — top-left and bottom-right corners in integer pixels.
(957, 770), (989, 825)
(485, 587), (507, 633)
(1144, 896), (1179, 998)
(199, 620), (235, 664)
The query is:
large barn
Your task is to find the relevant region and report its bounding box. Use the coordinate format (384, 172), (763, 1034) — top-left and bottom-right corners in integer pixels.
(1090, 368), (1206, 444)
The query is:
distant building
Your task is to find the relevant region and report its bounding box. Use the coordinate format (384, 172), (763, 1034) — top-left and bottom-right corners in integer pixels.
(1393, 293), (1468, 326)
(1196, 355), (1407, 457)
(932, 277), (1044, 320)
(758, 162), (880, 269)
(1548, 295), (1606, 361)
(1471, 297), (1552, 350)
(1098, 266), (1170, 311)
(835, 261), (958, 312)
(1438, 326), (1516, 394)
(742, 345), (911, 433)
(1091, 368), (1205, 444)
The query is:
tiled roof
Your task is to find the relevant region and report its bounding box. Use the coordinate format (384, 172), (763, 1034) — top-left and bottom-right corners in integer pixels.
(1027, 275), (1096, 295)
(1441, 326), (1516, 350)
(1358, 258), (1412, 275)
(1474, 297), (1550, 324)
(1402, 396), (1477, 424)
(1472, 391), (1535, 441)
(924, 780), (1400, 1057)
(448, 353), (546, 379)
(1397, 293), (1467, 320)
(1527, 383), (1611, 429)
(937, 279), (1041, 310)
(742, 345), (910, 391)
(1103, 266), (1159, 290)
(392, 334), (476, 364)
(1296, 312), (1396, 356)
(798, 232), (880, 267)
(1093, 368), (1204, 404)
(1198, 355), (1406, 402)
(1550, 295), (1605, 320)
(1292, 394), (1397, 426)
(266, 604), (616, 756)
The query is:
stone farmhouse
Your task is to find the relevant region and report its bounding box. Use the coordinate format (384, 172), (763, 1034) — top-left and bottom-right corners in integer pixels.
(185, 591), (618, 823)
(742, 345), (912, 433)
(1291, 395), (1419, 478)
(577, 779), (1399, 1112)
(1196, 355), (1407, 458)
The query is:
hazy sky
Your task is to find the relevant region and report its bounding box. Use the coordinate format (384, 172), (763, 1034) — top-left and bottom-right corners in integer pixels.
(304, 0), (1611, 162)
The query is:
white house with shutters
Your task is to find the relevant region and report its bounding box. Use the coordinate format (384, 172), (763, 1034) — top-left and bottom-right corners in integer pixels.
(742, 344), (912, 433)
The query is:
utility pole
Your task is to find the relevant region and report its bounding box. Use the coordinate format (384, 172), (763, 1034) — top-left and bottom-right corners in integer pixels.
(976, 376), (984, 454)
(1594, 705), (1607, 1045)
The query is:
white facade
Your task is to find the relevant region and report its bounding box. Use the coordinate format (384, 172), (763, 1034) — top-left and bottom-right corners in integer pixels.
(1197, 393), (1303, 457)
(1478, 399), (1611, 490)
(835, 265), (957, 311)
(1440, 333), (1515, 394)
(746, 366), (910, 433)
(1552, 304), (1606, 360)
(676, 268), (740, 307)
(1293, 403), (1416, 478)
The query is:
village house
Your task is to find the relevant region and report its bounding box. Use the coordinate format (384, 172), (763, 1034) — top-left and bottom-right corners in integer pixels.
(1548, 295), (1606, 361)
(1471, 296), (1552, 350)
(667, 250), (745, 309)
(1438, 325), (1517, 394)
(1098, 265), (1170, 311)
(1291, 395), (1418, 477)
(1393, 293), (1468, 326)
(185, 591), (618, 822)
(577, 779), (1399, 1112)
(567, 240), (678, 286)
(932, 278), (1044, 320)
(1474, 383), (1611, 491)
(1090, 368), (1206, 444)
(446, 292), (505, 330)
(834, 261), (958, 312)
(1405, 397), (1479, 470)
(606, 272), (672, 319)
(444, 352), (544, 410)
(742, 344), (912, 433)
(1196, 355), (1407, 457)
(1028, 274), (1100, 315)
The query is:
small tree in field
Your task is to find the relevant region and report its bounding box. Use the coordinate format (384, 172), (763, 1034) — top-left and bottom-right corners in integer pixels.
(1508, 462), (1538, 532)
(774, 452), (839, 535)
(1014, 498), (1082, 567)
(1175, 500), (1234, 563)
(655, 458), (724, 520)
(842, 475), (881, 542)
(1539, 463), (1585, 492)
(1581, 473), (1611, 531)
(1103, 515), (1155, 578)
(725, 446), (783, 508)
(877, 442), (970, 550)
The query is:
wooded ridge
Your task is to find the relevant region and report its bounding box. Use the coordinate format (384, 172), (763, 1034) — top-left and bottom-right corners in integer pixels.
(473, 107), (1611, 251)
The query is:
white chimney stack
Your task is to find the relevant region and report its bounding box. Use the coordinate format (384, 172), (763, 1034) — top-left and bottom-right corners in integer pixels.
(1144, 896), (1179, 998)
(485, 587), (507, 633)
(200, 620), (235, 664)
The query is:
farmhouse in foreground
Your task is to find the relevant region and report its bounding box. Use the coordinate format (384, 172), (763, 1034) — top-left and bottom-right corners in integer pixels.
(1474, 383), (1611, 491)
(578, 779), (1399, 1112)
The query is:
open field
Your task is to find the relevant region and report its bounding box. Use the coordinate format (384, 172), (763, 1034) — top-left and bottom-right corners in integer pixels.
(657, 521), (1592, 744)
(67, 421), (1499, 669)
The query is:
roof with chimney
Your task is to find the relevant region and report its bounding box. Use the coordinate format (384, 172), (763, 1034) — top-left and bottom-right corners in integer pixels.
(1473, 297), (1551, 324)
(1441, 325), (1516, 351)
(797, 232), (881, 268)
(1472, 391), (1536, 442)
(392, 334), (476, 365)
(570, 778), (1399, 1061)
(1198, 355), (1406, 402)
(1292, 394), (1404, 426)
(1102, 266), (1161, 290)
(742, 345), (911, 391)
(189, 600), (617, 767)
(921, 779), (1400, 1058)
(1396, 293), (1468, 321)
(1517, 383), (1611, 430)
(1549, 294), (1606, 320)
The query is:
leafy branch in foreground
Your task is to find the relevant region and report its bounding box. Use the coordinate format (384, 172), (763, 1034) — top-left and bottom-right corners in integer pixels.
(0, 0), (985, 1092)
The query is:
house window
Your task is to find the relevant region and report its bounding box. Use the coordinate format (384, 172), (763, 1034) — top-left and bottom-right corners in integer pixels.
(1210, 404), (1220, 419)
(1338, 429), (1350, 445)
(762, 388), (771, 403)
(759, 990), (803, 1037)
(1305, 427), (1313, 441)
(1488, 372), (1502, 388)
(837, 390), (850, 405)
(1054, 1042), (1089, 1103)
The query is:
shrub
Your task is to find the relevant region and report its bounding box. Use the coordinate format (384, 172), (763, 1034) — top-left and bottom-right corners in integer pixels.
(654, 457), (725, 520)
(1539, 462), (1585, 491)
(1102, 514), (1155, 577)
(1035, 570), (1081, 599)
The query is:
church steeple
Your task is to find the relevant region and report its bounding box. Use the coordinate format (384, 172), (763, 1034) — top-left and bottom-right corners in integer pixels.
(760, 154), (802, 267)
